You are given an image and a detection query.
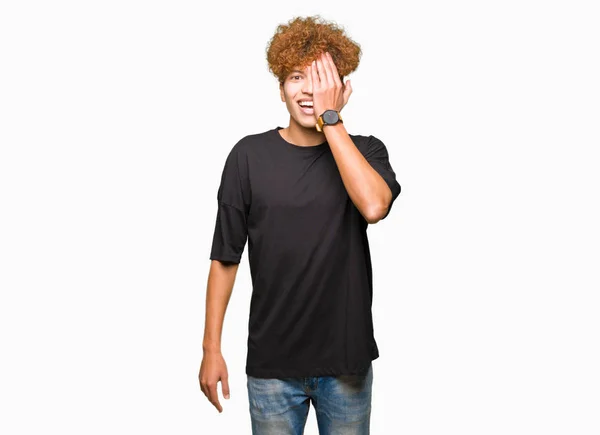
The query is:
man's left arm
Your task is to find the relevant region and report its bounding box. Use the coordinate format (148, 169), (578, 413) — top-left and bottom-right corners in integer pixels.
(311, 51), (400, 224)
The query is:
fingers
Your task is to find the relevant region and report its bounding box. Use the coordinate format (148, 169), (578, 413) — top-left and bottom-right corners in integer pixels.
(199, 375), (224, 413)
(207, 382), (223, 413)
(315, 57), (327, 87)
(310, 63), (320, 119)
(317, 53), (333, 87)
(325, 52), (342, 88)
(222, 376), (230, 400)
(198, 366), (207, 397)
(311, 60), (319, 89)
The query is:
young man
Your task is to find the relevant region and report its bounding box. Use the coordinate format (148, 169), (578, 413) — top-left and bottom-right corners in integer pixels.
(199, 15), (401, 434)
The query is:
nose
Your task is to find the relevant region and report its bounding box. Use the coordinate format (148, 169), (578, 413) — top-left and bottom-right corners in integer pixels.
(302, 75), (313, 95)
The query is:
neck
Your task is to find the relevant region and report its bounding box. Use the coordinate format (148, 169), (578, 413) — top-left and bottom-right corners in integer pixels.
(281, 117), (326, 146)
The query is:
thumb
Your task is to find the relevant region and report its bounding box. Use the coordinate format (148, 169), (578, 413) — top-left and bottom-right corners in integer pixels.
(343, 79), (352, 101)
(222, 377), (230, 399)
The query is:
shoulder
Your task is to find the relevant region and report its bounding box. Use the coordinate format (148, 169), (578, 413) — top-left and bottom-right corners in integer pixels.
(220, 128), (275, 176)
(228, 128), (274, 157)
(349, 132), (386, 155)
(236, 127), (275, 148)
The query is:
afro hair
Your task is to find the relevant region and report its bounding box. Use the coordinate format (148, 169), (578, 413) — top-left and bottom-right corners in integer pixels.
(266, 15), (362, 85)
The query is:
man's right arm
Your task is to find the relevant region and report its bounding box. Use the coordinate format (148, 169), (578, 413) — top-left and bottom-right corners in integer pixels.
(203, 259), (239, 353)
(199, 259), (240, 413)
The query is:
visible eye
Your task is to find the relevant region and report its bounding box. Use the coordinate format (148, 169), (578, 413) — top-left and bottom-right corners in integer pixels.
(291, 75), (301, 80)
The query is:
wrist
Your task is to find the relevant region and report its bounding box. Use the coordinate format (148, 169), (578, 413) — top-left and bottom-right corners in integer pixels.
(203, 343), (221, 354)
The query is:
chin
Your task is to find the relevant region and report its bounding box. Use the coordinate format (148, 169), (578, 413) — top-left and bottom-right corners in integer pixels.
(293, 115), (316, 129)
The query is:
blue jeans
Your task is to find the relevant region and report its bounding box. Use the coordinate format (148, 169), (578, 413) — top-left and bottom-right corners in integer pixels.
(246, 363), (373, 435)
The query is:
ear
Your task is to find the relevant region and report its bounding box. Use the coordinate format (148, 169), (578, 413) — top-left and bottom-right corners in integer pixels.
(279, 82), (285, 102)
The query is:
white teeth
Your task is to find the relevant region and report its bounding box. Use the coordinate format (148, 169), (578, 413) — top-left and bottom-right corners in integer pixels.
(298, 101), (313, 107)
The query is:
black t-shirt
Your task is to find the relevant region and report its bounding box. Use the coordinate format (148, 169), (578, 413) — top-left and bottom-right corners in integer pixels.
(209, 126), (401, 378)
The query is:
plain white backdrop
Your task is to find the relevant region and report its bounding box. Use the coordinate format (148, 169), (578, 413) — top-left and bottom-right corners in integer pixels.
(1, 1), (599, 434)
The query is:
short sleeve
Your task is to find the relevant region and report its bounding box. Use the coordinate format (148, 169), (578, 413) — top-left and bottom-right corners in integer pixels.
(209, 144), (250, 264)
(363, 135), (401, 220)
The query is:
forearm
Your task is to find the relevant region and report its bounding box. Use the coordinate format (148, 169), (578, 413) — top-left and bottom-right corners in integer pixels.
(323, 123), (392, 223)
(202, 260), (239, 353)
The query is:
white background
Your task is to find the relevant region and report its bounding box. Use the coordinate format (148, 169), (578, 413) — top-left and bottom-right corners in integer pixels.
(1, 1), (599, 434)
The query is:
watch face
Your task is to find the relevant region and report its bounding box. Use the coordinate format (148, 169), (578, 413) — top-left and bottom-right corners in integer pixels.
(323, 110), (339, 124)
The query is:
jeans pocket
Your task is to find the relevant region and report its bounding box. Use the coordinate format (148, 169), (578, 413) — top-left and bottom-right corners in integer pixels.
(247, 376), (296, 417)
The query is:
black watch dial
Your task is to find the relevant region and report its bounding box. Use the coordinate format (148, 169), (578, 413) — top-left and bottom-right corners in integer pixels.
(322, 110), (339, 124)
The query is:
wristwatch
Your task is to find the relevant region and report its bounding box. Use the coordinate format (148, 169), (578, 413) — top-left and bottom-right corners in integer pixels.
(316, 109), (343, 132)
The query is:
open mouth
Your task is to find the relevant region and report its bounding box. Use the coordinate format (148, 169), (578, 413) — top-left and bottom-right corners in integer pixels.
(298, 100), (314, 115)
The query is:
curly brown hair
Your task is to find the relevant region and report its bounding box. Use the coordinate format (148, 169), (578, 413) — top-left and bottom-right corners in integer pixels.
(266, 15), (362, 85)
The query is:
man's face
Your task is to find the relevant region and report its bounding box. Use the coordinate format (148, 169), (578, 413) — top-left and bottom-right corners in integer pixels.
(279, 64), (317, 129)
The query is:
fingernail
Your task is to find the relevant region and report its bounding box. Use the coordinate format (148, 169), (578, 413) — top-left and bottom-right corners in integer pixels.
(225, 394), (230, 399)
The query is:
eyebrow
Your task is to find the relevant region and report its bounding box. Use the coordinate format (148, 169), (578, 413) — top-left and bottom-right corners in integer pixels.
(290, 70), (305, 75)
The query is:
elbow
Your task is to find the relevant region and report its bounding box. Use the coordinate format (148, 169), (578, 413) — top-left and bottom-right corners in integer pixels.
(363, 201), (390, 224)
(361, 185), (394, 224)
(364, 183), (394, 224)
